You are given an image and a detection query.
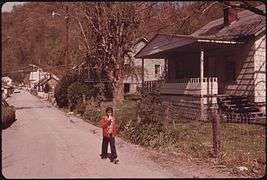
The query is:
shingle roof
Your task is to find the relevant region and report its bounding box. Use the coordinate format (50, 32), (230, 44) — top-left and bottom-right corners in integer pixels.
(135, 5), (265, 58)
(35, 74), (59, 86)
(134, 33), (243, 58)
(135, 34), (197, 58)
(191, 4), (266, 40)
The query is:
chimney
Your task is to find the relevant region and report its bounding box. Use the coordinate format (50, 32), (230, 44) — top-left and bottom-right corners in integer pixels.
(223, 5), (229, 26)
(223, 5), (239, 26)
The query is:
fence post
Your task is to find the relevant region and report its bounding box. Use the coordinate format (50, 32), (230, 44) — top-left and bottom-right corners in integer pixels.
(164, 102), (170, 128)
(211, 108), (220, 158)
(82, 94), (86, 103)
(136, 99), (141, 124)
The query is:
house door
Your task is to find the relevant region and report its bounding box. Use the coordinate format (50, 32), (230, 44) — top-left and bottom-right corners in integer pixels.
(206, 56), (224, 94)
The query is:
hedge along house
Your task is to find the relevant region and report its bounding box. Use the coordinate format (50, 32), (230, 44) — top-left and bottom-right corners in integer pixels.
(135, 5), (266, 120)
(123, 38), (165, 94)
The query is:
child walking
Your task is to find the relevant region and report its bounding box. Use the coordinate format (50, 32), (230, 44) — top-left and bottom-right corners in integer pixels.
(100, 107), (119, 163)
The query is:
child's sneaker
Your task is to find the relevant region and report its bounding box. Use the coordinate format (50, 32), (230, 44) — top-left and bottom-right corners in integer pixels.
(110, 158), (119, 164)
(100, 154), (107, 159)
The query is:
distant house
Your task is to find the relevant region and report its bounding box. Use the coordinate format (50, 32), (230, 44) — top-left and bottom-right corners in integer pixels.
(135, 5), (266, 120)
(72, 39), (165, 95)
(34, 74), (59, 102)
(2, 76), (14, 98)
(29, 68), (49, 89)
(124, 38), (165, 94)
(35, 74), (59, 93)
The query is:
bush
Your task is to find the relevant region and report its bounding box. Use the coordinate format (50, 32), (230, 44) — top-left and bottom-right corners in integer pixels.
(76, 101), (87, 115)
(138, 90), (165, 128)
(54, 71), (79, 108)
(67, 82), (94, 109)
(116, 90), (166, 147)
(83, 103), (101, 125)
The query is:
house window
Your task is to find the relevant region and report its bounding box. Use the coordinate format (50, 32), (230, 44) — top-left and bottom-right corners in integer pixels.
(155, 65), (160, 75)
(225, 56), (236, 82)
(124, 83), (130, 93)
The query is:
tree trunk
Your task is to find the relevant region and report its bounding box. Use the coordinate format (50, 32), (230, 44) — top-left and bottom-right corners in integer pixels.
(113, 77), (124, 107)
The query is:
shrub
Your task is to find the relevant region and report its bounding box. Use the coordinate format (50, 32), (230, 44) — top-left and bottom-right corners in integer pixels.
(67, 82), (93, 109)
(76, 101), (87, 115)
(83, 103), (101, 125)
(54, 71), (79, 108)
(138, 89), (165, 128)
(116, 89), (166, 147)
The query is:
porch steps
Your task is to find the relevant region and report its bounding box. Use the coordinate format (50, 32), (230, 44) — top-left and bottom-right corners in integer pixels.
(217, 95), (265, 124)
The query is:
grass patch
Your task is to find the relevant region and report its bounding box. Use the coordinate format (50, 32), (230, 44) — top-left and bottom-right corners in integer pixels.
(170, 121), (265, 177)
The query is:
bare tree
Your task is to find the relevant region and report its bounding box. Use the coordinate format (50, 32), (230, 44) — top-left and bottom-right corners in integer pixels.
(73, 2), (158, 107)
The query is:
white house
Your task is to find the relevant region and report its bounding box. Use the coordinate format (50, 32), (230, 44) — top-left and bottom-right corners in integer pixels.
(135, 5), (266, 121)
(123, 38), (165, 94)
(29, 68), (49, 89)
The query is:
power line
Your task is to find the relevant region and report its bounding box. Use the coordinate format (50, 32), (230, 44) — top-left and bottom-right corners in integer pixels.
(3, 64), (75, 74)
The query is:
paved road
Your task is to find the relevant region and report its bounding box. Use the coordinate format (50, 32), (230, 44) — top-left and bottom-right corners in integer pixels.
(2, 90), (177, 178)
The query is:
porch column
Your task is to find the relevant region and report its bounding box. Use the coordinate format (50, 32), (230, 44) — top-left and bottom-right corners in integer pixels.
(200, 49), (205, 120)
(164, 59), (168, 80)
(200, 49), (204, 93)
(142, 58), (144, 88)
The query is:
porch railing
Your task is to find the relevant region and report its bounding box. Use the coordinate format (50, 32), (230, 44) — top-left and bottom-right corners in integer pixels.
(143, 80), (165, 93)
(160, 77), (218, 96)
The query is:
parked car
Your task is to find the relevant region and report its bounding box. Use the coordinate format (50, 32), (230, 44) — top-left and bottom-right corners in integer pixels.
(14, 89), (21, 93)
(1, 99), (16, 129)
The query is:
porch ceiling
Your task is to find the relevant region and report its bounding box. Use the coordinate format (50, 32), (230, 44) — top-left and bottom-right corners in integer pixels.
(135, 34), (244, 59)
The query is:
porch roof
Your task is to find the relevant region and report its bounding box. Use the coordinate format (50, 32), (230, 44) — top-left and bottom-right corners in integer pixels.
(134, 34), (244, 59)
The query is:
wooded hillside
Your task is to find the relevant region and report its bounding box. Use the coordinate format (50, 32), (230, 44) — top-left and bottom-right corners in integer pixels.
(2, 1), (263, 83)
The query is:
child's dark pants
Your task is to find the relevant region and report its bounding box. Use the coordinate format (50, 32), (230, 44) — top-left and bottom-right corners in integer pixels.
(101, 134), (117, 160)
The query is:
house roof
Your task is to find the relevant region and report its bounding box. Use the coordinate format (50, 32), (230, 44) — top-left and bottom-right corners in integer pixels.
(135, 5), (265, 59)
(191, 4), (265, 39)
(134, 37), (148, 46)
(35, 74), (59, 86)
(134, 34), (243, 58)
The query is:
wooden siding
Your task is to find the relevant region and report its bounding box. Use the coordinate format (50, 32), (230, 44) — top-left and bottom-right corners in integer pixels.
(224, 42), (256, 97)
(224, 34), (266, 107)
(254, 35), (266, 104)
(161, 95), (216, 120)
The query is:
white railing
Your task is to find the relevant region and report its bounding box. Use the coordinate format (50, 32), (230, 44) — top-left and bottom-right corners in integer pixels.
(160, 77), (218, 96)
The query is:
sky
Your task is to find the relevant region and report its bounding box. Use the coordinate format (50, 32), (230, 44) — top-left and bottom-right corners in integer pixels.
(1, 2), (26, 12)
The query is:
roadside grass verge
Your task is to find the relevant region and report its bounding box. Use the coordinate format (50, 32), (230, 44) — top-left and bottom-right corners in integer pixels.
(67, 98), (265, 177)
(116, 99), (265, 177)
(172, 121), (265, 177)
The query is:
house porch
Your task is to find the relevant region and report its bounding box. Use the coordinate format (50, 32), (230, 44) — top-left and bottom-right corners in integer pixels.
(135, 34), (246, 120)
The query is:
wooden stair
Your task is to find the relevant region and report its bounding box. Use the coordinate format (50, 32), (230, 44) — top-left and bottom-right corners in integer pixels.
(217, 95), (265, 124)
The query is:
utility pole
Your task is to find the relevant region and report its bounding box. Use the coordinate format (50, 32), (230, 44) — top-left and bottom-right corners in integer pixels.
(65, 4), (69, 66)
